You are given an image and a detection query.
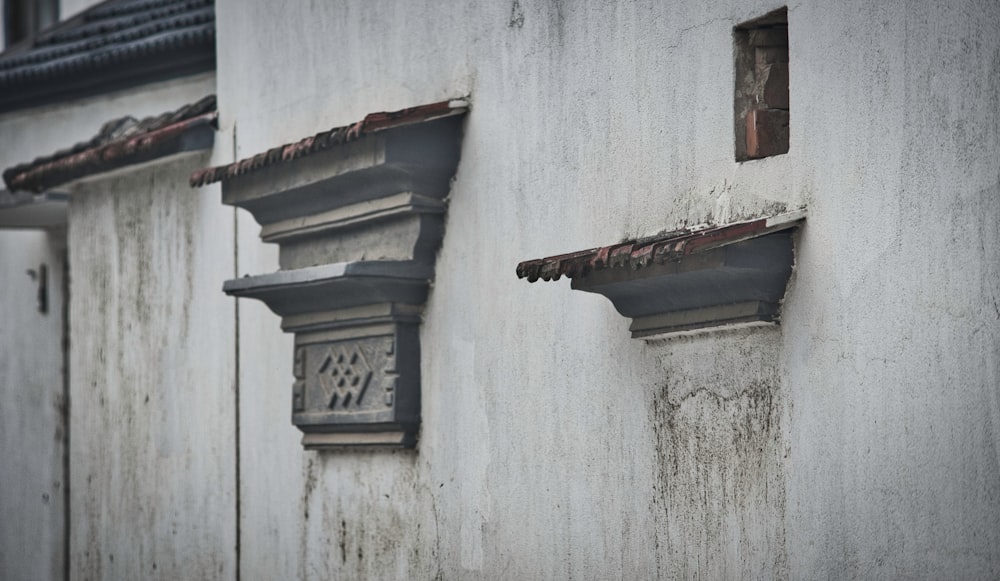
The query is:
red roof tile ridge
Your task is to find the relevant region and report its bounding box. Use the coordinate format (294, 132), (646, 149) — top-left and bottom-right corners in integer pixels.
(189, 98), (469, 188)
(515, 210), (806, 283)
(3, 98), (217, 192)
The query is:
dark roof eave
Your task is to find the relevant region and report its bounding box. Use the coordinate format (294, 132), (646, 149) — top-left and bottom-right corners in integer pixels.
(0, 39), (215, 114)
(0, 0), (216, 113)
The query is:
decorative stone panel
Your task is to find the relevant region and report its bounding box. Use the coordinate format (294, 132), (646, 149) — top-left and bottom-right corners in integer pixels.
(195, 100), (468, 449)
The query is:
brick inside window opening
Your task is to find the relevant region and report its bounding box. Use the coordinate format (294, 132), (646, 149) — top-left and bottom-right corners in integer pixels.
(734, 8), (789, 161)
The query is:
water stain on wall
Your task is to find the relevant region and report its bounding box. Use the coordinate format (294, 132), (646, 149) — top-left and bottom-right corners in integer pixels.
(69, 153), (235, 580)
(648, 326), (788, 579)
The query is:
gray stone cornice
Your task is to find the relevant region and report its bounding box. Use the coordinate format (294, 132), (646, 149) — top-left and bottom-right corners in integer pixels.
(222, 261), (433, 317)
(517, 210), (806, 339)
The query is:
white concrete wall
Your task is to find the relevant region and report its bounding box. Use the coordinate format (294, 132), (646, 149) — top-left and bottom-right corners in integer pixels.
(217, 0), (1000, 578)
(59, 0), (102, 20)
(0, 228), (66, 581)
(0, 74), (221, 581)
(67, 153), (237, 579)
(785, 2), (1000, 577)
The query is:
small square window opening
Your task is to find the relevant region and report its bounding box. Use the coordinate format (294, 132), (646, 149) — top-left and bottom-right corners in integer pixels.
(734, 8), (789, 161)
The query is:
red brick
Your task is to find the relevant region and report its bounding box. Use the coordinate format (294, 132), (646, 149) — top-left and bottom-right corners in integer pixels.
(746, 108), (790, 159)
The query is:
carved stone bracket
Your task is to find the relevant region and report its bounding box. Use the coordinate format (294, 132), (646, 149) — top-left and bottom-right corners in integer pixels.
(516, 210), (805, 339)
(197, 100), (468, 449)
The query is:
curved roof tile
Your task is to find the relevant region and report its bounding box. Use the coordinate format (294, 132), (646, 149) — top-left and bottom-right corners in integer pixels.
(3, 95), (216, 192)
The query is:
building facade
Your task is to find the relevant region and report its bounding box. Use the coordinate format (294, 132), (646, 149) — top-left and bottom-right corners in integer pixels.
(1, 0), (998, 579)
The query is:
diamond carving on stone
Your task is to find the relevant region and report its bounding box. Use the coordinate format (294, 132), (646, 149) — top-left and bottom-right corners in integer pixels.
(317, 344), (372, 409)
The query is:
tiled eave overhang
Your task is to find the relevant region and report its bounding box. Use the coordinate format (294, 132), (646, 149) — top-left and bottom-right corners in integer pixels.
(517, 210), (806, 338)
(189, 99), (468, 187)
(3, 95), (217, 194)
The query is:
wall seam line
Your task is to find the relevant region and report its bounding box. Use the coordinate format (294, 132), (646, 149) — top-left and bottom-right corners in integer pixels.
(61, 238), (70, 581)
(232, 123), (242, 581)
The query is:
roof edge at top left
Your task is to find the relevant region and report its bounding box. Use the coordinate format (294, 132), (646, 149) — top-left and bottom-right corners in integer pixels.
(0, 0), (215, 114)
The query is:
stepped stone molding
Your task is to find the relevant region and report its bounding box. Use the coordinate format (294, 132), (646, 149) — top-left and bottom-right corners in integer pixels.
(516, 210), (805, 339)
(201, 100), (468, 449)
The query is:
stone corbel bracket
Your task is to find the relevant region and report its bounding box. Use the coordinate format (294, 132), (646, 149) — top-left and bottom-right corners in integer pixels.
(516, 210), (805, 339)
(192, 100), (468, 450)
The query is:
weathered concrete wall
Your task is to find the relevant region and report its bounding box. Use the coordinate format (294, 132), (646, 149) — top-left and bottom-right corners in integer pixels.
(217, 1), (800, 578)
(783, 2), (1000, 577)
(231, 204), (299, 579)
(650, 327), (788, 579)
(67, 154), (237, 580)
(0, 229), (67, 581)
(0, 74), (220, 581)
(218, 0), (997, 578)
